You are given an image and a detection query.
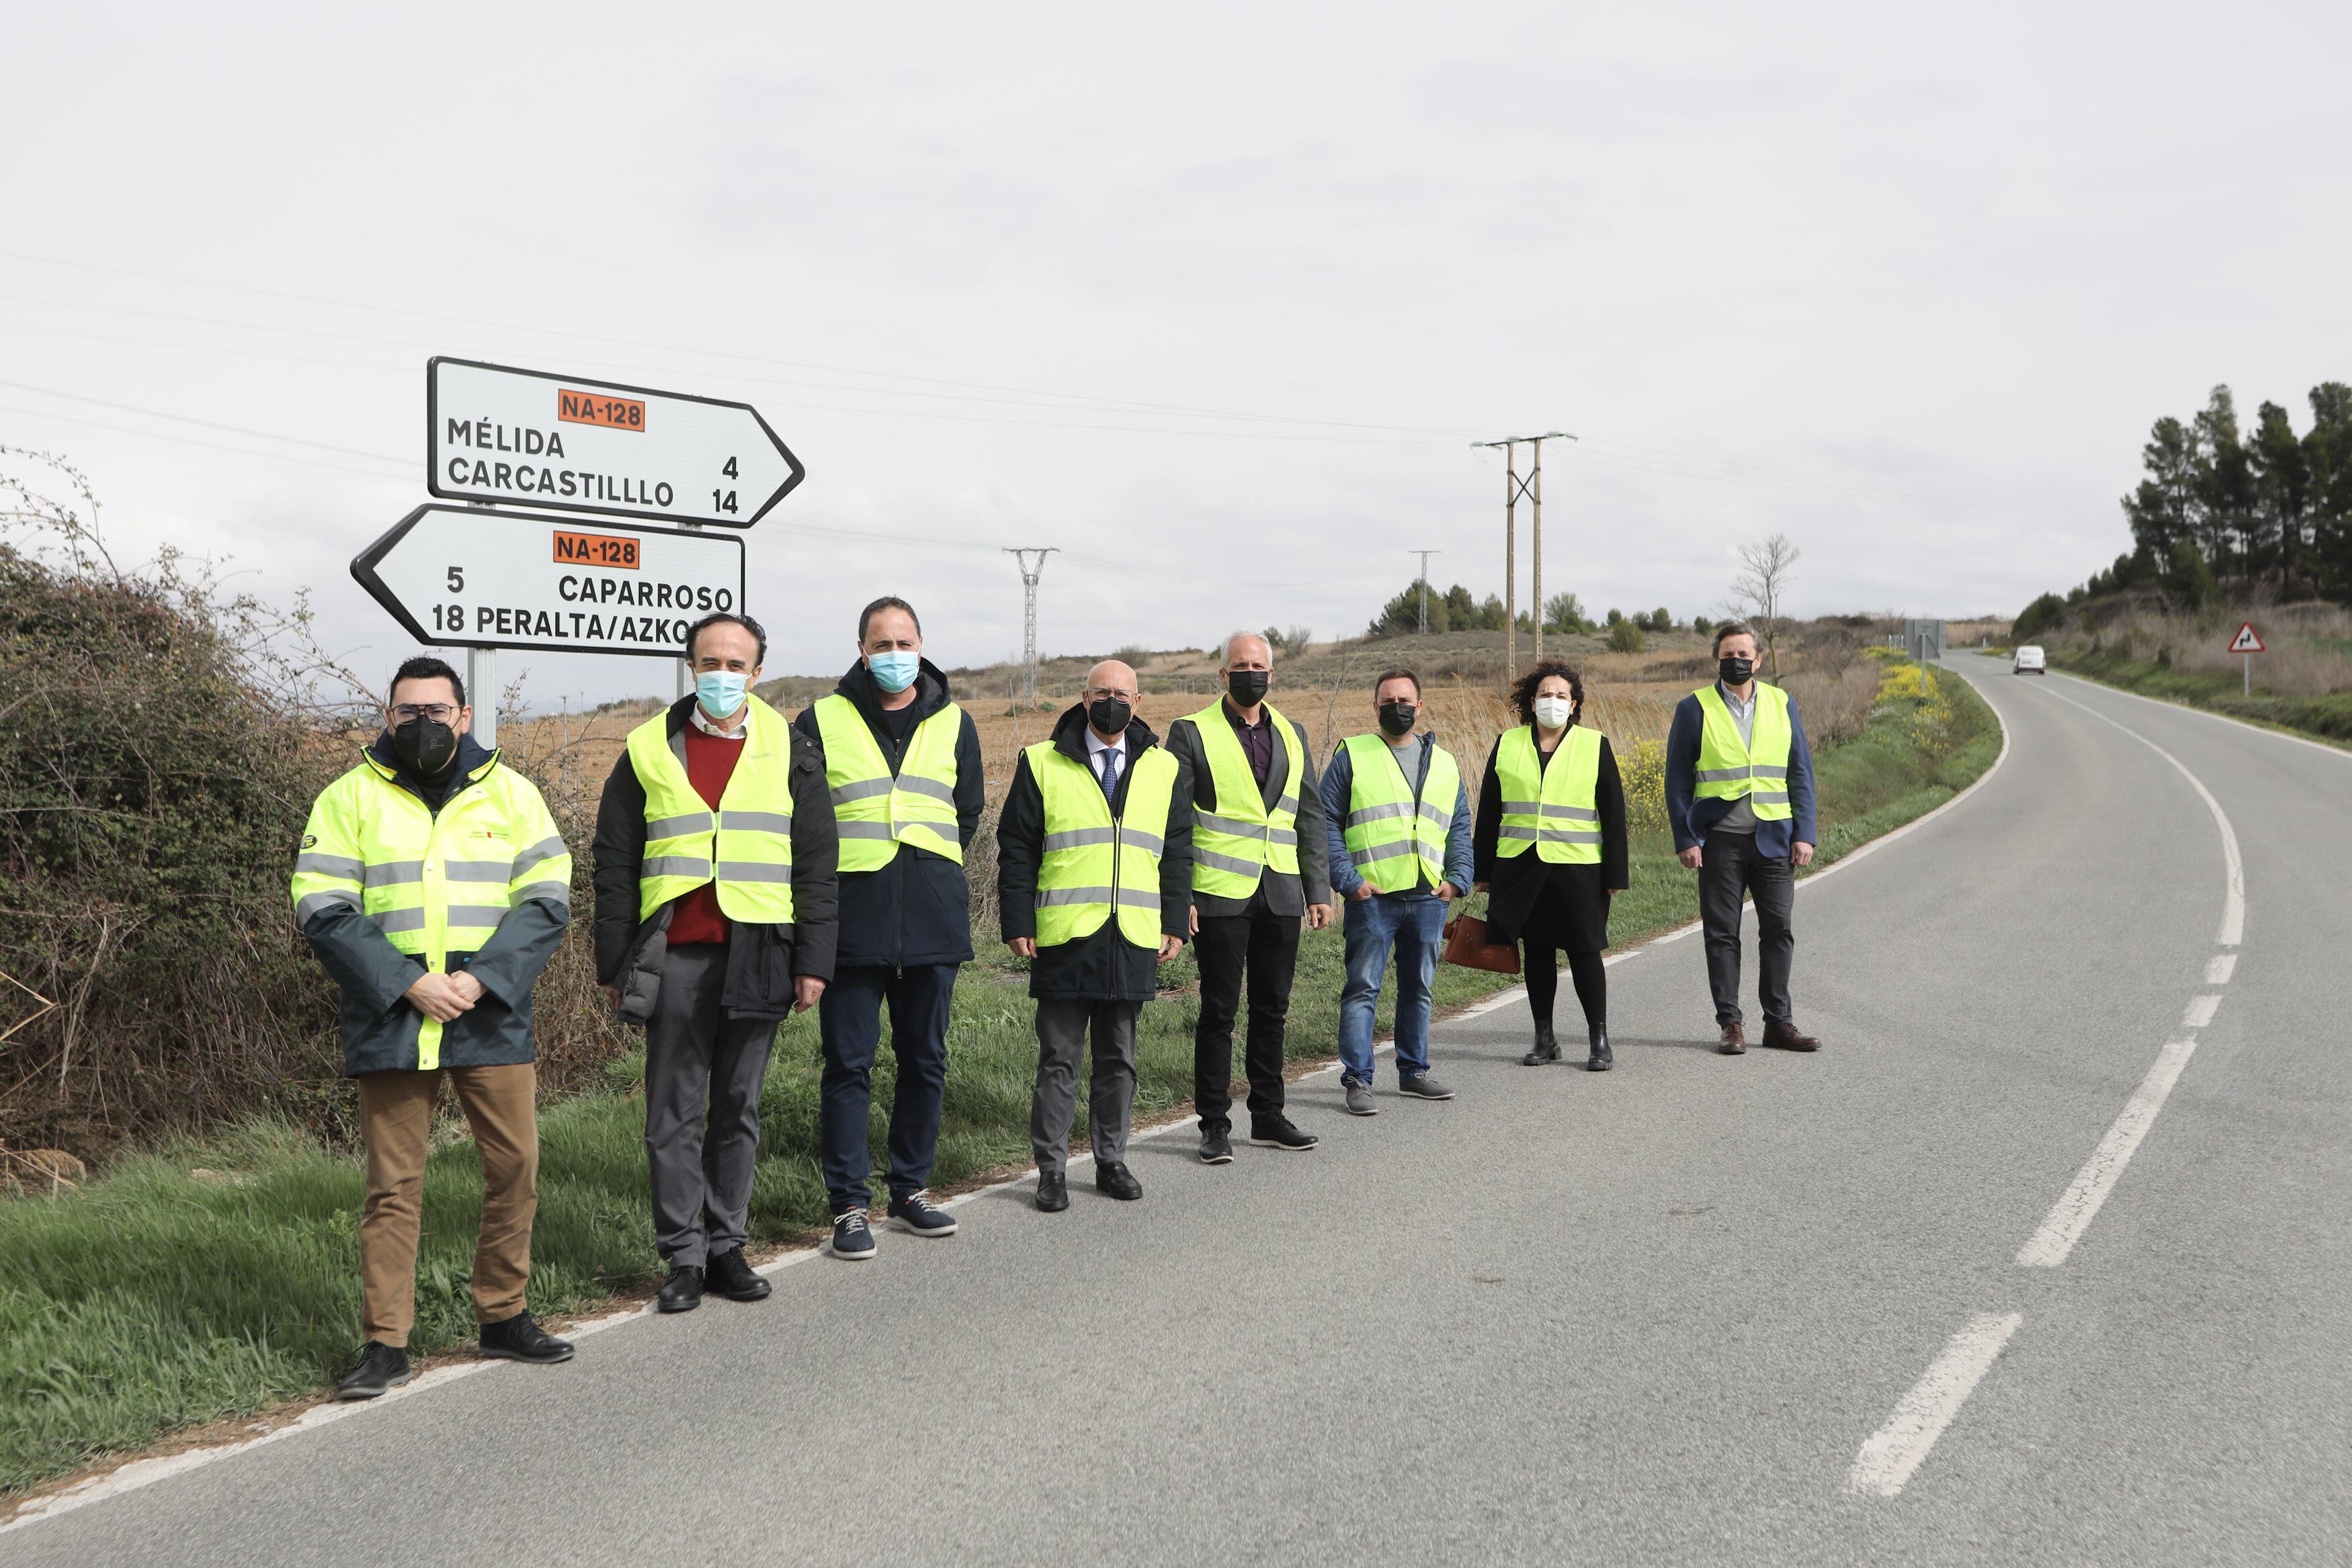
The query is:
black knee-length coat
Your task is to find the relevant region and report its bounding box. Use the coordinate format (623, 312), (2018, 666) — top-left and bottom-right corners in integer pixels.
(1471, 726), (1630, 955)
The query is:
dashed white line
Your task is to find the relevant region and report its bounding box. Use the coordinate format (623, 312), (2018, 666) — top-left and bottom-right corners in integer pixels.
(1847, 1312), (2024, 1497)
(2182, 994), (2222, 1030)
(2015, 1038), (2200, 1268)
(2203, 953), (2237, 986)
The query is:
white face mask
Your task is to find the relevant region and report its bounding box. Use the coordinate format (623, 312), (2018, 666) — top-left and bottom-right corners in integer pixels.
(1533, 695), (1574, 729)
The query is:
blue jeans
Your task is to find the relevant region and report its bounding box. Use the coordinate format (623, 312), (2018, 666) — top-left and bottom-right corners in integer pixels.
(1338, 891), (1445, 1086)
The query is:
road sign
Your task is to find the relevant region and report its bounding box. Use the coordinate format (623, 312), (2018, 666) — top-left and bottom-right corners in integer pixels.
(352, 505), (747, 659)
(2227, 621), (2265, 653)
(425, 357), (803, 527)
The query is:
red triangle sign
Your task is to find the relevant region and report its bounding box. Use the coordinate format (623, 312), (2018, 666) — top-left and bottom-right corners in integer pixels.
(2228, 621), (2265, 653)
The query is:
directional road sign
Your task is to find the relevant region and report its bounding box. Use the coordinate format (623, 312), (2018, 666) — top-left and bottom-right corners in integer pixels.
(2227, 621), (2265, 653)
(426, 357), (803, 527)
(352, 505), (747, 659)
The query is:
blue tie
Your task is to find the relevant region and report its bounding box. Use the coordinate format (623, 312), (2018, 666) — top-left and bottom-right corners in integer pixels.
(1097, 744), (1118, 799)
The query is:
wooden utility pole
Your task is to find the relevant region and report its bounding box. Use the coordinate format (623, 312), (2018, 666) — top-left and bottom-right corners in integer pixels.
(1474, 432), (1573, 681)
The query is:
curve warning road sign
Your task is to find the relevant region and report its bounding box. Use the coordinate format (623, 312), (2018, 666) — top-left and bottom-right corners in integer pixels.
(2227, 622), (2265, 654)
(426, 357), (803, 527)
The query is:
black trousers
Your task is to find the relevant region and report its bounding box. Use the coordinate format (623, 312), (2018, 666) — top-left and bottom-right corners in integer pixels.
(1525, 947), (1607, 1035)
(1192, 912), (1300, 1132)
(1699, 832), (1795, 1027)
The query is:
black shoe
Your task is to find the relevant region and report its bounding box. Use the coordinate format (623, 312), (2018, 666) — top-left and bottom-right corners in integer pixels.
(1522, 1022), (1561, 1065)
(1095, 1160), (1143, 1201)
(656, 1264), (704, 1313)
(334, 1340), (411, 1401)
(831, 1207), (878, 1261)
(1248, 1117), (1319, 1151)
(887, 1189), (959, 1237)
(478, 1311), (575, 1364)
(1586, 1028), (1613, 1072)
(706, 1247), (772, 1301)
(1198, 1127), (1234, 1165)
(1036, 1169), (1069, 1211)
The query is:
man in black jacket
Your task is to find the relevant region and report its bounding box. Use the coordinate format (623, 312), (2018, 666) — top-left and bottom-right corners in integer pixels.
(593, 613), (839, 1314)
(792, 597), (985, 1261)
(996, 661), (1192, 1210)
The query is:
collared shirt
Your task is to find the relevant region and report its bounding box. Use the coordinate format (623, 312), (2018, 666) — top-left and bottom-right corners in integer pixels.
(1714, 681), (1758, 833)
(1085, 727), (1126, 795)
(1224, 699), (1273, 785)
(691, 702), (749, 741)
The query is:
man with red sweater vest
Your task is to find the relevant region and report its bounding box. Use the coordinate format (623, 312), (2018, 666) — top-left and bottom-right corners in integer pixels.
(593, 613), (838, 1314)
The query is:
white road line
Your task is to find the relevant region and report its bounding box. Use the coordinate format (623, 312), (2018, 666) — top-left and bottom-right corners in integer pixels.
(2015, 1039), (2200, 1268)
(2048, 668), (2352, 764)
(1847, 1312), (2024, 1497)
(2204, 953), (2237, 986)
(2033, 683), (2244, 946)
(2182, 994), (2221, 1030)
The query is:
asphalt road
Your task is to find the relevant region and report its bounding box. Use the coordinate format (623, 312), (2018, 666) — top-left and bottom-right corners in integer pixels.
(10, 657), (2349, 1565)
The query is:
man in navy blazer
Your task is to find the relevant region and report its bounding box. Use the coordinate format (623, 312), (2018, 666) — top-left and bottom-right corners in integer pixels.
(1664, 623), (1822, 1054)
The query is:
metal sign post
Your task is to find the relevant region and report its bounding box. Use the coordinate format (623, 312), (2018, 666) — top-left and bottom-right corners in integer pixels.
(2228, 621), (2264, 694)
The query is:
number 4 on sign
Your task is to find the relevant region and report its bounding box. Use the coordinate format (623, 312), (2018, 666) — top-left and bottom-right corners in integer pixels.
(2227, 622), (2264, 654)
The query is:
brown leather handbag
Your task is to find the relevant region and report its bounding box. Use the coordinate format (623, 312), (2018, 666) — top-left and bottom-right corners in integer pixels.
(1441, 912), (1521, 974)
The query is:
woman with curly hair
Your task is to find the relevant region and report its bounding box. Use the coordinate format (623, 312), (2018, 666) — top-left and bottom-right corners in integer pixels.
(1472, 660), (1628, 1069)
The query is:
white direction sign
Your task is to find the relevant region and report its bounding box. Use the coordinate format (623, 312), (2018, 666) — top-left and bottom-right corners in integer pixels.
(353, 505), (747, 659)
(426, 357), (803, 527)
(2227, 621), (2265, 653)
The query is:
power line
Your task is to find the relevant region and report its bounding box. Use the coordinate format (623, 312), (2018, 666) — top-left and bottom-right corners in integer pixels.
(1474, 432), (1573, 672)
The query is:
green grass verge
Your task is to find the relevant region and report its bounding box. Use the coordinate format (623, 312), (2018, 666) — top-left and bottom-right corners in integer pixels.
(0, 666), (1998, 1497)
(2045, 646), (2352, 744)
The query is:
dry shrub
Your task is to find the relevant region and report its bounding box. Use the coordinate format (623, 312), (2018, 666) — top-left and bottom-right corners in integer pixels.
(1783, 662), (1879, 746)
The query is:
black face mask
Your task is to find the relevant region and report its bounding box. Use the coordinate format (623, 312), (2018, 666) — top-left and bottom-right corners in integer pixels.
(391, 716), (459, 776)
(1087, 697), (1134, 736)
(1225, 670), (1269, 709)
(1718, 655), (1755, 687)
(1377, 700), (1418, 737)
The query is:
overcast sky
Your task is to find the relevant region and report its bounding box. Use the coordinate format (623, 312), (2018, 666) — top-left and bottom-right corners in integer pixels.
(4, 1), (2345, 707)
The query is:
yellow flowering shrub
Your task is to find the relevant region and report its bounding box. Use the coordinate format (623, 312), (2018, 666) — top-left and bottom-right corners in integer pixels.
(1620, 735), (1669, 830)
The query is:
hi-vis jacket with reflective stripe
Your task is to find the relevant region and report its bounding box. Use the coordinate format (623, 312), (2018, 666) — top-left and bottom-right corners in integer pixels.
(1492, 724), (1603, 864)
(1169, 699), (1301, 898)
(1338, 733), (1463, 894)
(1028, 740), (1181, 949)
(812, 693), (964, 871)
(625, 695), (796, 924)
(292, 736), (570, 1075)
(1691, 681), (1794, 821)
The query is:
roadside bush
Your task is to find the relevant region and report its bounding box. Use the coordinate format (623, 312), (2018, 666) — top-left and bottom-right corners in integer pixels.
(1606, 620), (1644, 654)
(1618, 736), (1667, 830)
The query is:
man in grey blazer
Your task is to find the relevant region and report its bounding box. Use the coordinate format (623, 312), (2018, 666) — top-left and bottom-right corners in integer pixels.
(1163, 631), (1335, 1164)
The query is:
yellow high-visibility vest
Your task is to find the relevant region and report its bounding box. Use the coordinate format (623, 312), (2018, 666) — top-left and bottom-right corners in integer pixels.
(290, 749), (570, 1070)
(624, 698), (796, 924)
(1172, 701), (1301, 898)
(812, 694), (964, 873)
(1692, 683), (1793, 822)
(1029, 740), (1178, 949)
(1339, 734), (1460, 894)
(1493, 725), (1603, 863)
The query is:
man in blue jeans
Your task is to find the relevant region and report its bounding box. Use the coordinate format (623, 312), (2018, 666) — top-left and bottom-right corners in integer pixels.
(1320, 668), (1476, 1115)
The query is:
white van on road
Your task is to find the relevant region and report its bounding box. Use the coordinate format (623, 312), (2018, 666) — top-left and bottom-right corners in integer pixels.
(2013, 645), (2046, 674)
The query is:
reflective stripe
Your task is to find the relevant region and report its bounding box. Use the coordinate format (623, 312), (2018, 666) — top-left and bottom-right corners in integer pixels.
(364, 860), (424, 888)
(1417, 801), (1450, 824)
(1193, 848), (1262, 877)
(1537, 828), (1602, 845)
(445, 904), (509, 928)
(294, 888), (360, 922)
(896, 775), (958, 805)
(1042, 826), (1118, 852)
(1497, 825), (1539, 840)
(1751, 791), (1790, 805)
(293, 852), (365, 880)
(1275, 795), (1298, 816)
(647, 811), (716, 837)
(720, 810), (794, 834)
(829, 777), (894, 805)
(371, 907), (429, 934)
(1498, 800), (1542, 816)
(1345, 801), (1414, 827)
(1124, 828), (1165, 856)
(1539, 803), (1599, 821)
(836, 822), (897, 840)
(443, 861), (515, 883)
(1350, 840), (1419, 865)
(1693, 767), (1749, 783)
(1751, 765), (1788, 778)
(1198, 812), (1272, 836)
(1115, 887), (1161, 910)
(513, 881), (571, 906)
(1037, 885), (1114, 907)
(511, 834), (569, 873)
(714, 861), (794, 883)
(642, 855), (712, 879)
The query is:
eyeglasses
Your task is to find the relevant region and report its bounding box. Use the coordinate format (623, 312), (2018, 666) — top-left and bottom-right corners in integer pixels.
(1083, 686), (1139, 703)
(389, 703), (460, 724)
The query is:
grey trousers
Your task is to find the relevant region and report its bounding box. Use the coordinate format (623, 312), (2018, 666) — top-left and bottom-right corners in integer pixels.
(1031, 998), (1140, 1175)
(644, 943), (775, 1266)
